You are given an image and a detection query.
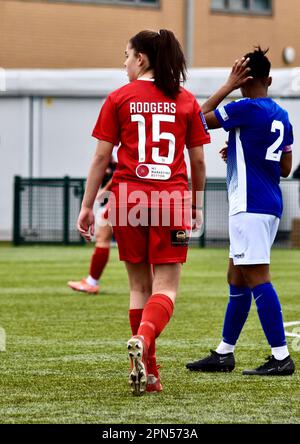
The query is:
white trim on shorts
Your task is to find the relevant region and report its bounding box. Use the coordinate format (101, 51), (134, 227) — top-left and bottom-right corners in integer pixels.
(229, 212), (280, 265)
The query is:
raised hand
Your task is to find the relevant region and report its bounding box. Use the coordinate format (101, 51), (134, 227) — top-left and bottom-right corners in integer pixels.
(225, 57), (253, 91)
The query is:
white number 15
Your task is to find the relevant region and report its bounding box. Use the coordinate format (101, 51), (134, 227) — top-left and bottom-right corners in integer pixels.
(131, 114), (176, 164)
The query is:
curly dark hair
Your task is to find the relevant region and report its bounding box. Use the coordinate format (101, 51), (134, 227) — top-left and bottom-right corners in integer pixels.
(244, 46), (271, 78)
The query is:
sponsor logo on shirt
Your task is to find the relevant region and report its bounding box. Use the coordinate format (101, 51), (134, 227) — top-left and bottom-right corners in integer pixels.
(234, 253), (245, 259)
(218, 106), (229, 122)
(136, 164), (171, 181)
(136, 164), (150, 178)
(171, 230), (190, 246)
(199, 111), (209, 134)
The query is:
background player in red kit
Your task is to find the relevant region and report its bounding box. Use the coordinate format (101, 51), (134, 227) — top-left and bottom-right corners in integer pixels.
(77, 29), (210, 396)
(68, 158), (116, 295)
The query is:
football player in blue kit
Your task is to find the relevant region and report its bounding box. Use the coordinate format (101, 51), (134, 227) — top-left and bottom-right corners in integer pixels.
(187, 47), (295, 375)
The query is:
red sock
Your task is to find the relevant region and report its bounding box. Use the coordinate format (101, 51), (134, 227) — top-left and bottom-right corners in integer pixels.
(89, 247), (109, 280)
(129, 309), (143, 335)
(148, 340), (156, 359)
(137, 294), (174, 349)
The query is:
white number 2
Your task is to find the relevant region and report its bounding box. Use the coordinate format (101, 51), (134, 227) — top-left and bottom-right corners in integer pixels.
(265, 120), (284, 162)
(131, 114), (176, 165)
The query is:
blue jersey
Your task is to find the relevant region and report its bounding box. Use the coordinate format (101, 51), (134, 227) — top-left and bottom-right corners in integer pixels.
(215, 98), (293, 218)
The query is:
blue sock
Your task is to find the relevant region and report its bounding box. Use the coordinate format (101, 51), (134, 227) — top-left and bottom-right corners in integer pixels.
(252, 282), (286, 348)
(222, 285), (252, 346)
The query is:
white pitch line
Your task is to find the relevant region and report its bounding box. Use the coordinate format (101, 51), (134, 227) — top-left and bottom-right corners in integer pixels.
(284, 321), (300, 339)
(283, 321), (300, 327)
(285, 332), (300, 338)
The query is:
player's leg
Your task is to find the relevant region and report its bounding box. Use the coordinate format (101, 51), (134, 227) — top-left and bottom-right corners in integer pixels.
(216, 259), (252, 354)
(67, 220), (112, 294)
(132, 213), (188, 392)
(186, 261), (249, 372)
(126, 260), (152, 335)
(231, 213), (295, 375)
(239, 262), (294, 375)
(127, 206), (188, 393)
(187, 217), (252, 372)
(137, 262), (181, 346)
(132, 262), (181, 392)
(113, 222), (153, 395)
(125, 260), (153, 396)
(88, 222), (112, 283)
(126, 260), (160, 392)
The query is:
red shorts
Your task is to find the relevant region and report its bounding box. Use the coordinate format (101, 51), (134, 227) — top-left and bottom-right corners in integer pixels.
(112, 207), (191, 264)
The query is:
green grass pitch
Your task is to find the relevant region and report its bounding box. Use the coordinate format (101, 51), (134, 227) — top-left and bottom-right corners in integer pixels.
(0, 245), (299, 424)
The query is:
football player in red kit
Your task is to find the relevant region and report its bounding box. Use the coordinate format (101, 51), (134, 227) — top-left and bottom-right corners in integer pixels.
(68, 159), (116, 294)
(77, 29), (210, 396)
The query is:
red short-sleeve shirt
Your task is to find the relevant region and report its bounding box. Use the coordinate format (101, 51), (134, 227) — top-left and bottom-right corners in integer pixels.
(93, 79), (210, 206)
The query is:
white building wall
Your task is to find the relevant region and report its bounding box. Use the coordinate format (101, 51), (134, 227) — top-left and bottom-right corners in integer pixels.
(0, 69), (300, 240)
(0, 97), (30, 240)
(36, 97), (100, 177)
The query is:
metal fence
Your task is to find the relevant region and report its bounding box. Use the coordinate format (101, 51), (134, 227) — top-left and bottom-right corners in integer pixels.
(13, 176), (85, 245)
(201, 178), (300, 248)
(13, 176), (300, 248)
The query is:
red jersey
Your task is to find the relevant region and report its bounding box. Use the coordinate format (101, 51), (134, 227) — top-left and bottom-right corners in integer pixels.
(92, 79), (210, 206)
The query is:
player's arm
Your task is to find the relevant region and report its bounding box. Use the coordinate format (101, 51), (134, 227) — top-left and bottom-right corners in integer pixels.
(280, 150), (292, 178)
(204, 111), (222, 129)
(77, 140), (113, 240)
(188, 146), (206, 230)
(202, 58), (252, 129)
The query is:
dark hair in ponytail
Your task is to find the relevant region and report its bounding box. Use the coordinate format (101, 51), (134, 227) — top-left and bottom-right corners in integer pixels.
(129, 29), (187, 99)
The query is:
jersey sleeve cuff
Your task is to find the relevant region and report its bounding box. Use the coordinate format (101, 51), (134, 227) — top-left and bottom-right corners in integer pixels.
(92, 131), (117, 144)
(282, 145), (292, 153)
(214, 109), (230, 132)
(187, 135), (211, 148)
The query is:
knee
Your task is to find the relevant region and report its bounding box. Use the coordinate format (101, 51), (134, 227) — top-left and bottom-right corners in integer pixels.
(227, 268), (240, 286)
(131, 282), (152, 295)
(240, 269), (270, 289)
(95, 227), (112, 248)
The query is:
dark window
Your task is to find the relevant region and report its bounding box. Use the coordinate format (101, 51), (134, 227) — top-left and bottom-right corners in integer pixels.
(252, 0), (271, 11)
(211, 0), (272, 14)
(229, 0), (249, 11)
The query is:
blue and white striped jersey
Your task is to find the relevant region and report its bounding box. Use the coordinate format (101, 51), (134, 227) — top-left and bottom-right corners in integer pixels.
(215, 97), (293, 218)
